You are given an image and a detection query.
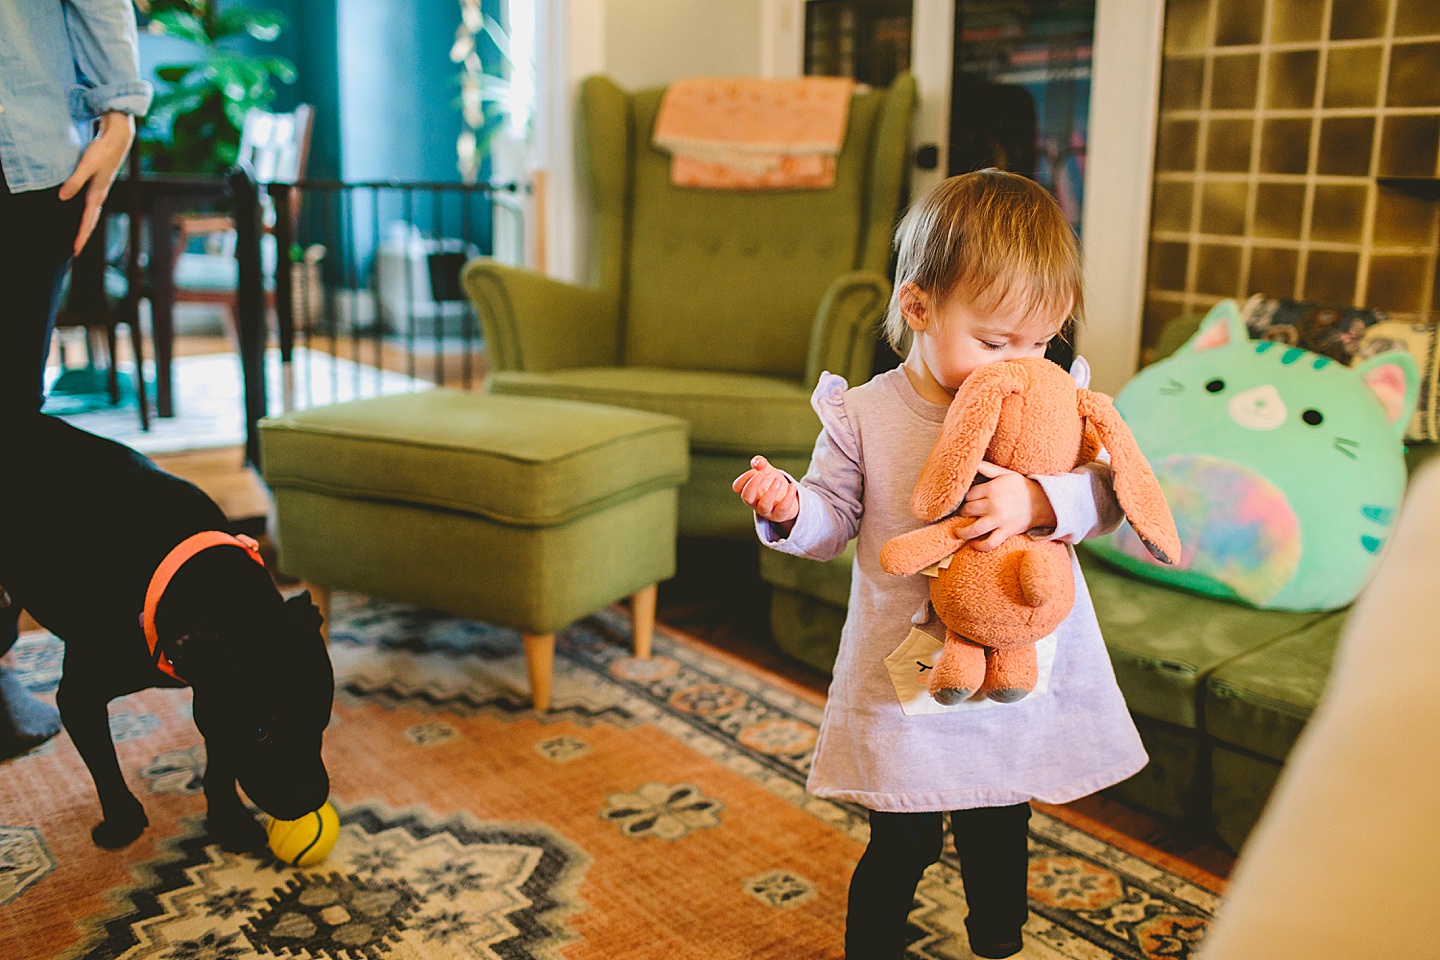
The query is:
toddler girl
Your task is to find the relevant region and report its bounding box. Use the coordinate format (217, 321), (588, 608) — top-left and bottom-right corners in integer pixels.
(733, 170), (1147, 960)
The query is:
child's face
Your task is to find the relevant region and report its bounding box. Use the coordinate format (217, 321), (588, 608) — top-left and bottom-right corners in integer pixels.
(902, 283), (1066, 399)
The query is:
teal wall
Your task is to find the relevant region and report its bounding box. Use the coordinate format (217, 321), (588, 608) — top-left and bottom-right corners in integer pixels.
(268, 0), (342, 179)
(337, 0), (466, 183)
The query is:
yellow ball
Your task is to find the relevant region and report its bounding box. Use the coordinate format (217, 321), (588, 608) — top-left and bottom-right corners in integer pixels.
(266, 801), (340, 867)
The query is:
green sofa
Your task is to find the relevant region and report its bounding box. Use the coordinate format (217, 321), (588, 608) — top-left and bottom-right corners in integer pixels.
(462, 73), (915, 539)
(760, 329), (1439, 852)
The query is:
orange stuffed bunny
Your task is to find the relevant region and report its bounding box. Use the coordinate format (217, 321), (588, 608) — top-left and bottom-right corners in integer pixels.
(879, 357), (1180, 705)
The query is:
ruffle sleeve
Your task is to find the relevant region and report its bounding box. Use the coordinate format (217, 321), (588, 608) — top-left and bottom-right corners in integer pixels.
(810, 371), (860, 464)
(755, 371), (864, 561)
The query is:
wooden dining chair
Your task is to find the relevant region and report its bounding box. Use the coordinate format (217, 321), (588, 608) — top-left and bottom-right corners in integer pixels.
(169, 105), (314, 335)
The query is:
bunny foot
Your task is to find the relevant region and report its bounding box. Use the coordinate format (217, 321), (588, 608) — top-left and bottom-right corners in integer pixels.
(980, 645), (1038, 703)
(929, 633), (986, 705)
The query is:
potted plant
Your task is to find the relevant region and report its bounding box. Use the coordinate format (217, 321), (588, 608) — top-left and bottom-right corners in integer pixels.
(136, 0), (296, 174)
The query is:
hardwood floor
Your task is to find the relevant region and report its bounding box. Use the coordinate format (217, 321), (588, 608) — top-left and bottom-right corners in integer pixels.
(23, 434), (1236, 884)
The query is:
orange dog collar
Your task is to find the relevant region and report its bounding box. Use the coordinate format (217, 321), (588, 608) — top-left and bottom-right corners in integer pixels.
(141, 532), (265, 683)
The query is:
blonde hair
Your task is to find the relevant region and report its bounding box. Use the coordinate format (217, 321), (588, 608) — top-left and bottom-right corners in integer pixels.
(883, 169), (1083, 352)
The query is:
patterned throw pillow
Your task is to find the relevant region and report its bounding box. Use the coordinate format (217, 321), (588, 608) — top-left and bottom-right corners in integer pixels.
(1241, 294), (1438, 442)
(1239, 294), (1384, 364)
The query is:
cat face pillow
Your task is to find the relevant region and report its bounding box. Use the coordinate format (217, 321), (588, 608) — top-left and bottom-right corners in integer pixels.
(1086, 299), (1419, 611)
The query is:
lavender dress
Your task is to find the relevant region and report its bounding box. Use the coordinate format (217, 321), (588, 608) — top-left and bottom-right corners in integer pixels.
(759, 366), (1147, 812)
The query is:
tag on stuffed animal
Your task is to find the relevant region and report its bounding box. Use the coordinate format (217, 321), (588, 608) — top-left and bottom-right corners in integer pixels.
(884, 628), (1060, 715)
(918, 555), (953, 578)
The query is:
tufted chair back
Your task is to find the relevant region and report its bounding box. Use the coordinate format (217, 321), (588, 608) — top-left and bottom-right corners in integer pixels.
(579, 74), (915, 380)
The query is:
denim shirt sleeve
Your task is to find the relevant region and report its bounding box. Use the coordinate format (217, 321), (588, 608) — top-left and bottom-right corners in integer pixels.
(63, 0), (154, 120)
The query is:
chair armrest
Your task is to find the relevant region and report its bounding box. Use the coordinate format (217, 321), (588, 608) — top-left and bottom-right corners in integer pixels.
(462, 260), (622, 373)
(805, 270), (891, 386)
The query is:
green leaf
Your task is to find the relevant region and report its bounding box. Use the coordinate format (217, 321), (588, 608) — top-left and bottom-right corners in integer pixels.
(214, 8), (286, 42)
(149, 90), (205, 116)
(148, 9), (210, 46)
(143, 5), (297, 174)
(260, 57), (298, 85)
(480, 15), (514, 68)
(211, 55), (268, 101)
(223, 98), (251, 130)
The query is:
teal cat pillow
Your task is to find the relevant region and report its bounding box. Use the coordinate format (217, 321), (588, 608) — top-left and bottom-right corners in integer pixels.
(1087, 299), (1419, 611)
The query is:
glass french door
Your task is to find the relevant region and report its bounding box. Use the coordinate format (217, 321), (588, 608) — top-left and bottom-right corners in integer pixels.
(802, 1), (1095, 236)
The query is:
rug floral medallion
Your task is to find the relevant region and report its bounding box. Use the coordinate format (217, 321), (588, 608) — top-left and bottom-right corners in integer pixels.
(0, 596), (1221, 960)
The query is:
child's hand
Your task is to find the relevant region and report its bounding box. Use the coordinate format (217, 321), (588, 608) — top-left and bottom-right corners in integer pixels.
(956, 462), (1057, 551)
(733, 455), (800, 526)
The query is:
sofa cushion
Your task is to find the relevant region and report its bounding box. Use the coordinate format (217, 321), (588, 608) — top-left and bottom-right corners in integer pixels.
(1110, 716), (1206, 823)
(1203, 611), (1346, 763)
(1078, 549), (1330, 729)
(1208, 745), (1284, 853)
(259, 390), (689, 527)
(487, 367), (821, 456)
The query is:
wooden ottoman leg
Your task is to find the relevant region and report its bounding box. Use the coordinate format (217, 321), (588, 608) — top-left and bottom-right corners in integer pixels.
(632, 583), (657, 660)
(307, 583), (332, 644)
(523, 632), (554, 711)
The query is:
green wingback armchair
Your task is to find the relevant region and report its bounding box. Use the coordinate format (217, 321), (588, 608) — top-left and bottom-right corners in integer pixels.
(463, 73), (916, 537)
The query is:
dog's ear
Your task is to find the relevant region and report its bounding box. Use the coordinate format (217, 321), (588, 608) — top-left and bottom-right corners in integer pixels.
(168, 629), (219, 678)
(276, 591), (335, 727)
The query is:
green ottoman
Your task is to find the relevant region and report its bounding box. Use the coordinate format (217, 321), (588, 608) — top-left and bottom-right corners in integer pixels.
(259, 390), (689, 710)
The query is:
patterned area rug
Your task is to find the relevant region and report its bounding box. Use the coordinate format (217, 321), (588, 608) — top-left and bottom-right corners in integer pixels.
(0, 596), (1222, 959)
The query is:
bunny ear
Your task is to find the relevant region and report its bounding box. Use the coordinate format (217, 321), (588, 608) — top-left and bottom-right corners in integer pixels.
(1076, 423), (1104, 469)
(912, 362), (1028, 521)
(1077, 390), (1182, 564)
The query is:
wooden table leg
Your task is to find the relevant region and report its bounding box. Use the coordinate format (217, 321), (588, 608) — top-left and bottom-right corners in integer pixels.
(523, 632), (554, 711)
(632, 583), (657, 660)
(148, 196), (180, 418)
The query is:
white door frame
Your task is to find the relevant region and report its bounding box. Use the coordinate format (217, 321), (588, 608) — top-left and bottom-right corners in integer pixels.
(761, 0), (805, 77)
(1077, 0), (1165, 394)
(537, 0), (605, 284)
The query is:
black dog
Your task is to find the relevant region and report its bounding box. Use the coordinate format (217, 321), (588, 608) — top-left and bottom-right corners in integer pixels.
(0, 415), (332, 851)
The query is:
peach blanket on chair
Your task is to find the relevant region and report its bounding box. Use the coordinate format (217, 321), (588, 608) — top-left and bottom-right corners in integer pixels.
(652, 76), (855, 189)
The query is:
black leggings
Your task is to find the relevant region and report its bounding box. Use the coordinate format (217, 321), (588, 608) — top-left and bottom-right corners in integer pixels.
(846, 802), (1032, 960)
(0, 161), (83, 660)
(0, 161), (84, 427)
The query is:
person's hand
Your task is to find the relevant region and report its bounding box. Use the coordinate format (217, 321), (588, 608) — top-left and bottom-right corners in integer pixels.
(955, 461), (1057, 551)
(59, 111), (135, 257)
(732, 455), (800, 526)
